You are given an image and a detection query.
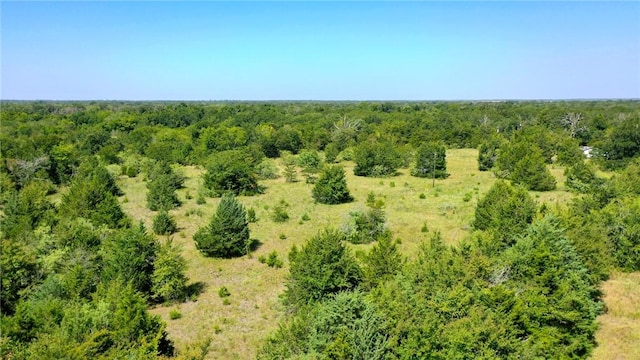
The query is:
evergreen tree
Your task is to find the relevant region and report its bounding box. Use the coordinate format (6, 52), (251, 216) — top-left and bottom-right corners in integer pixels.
(363, 232), (402, 289)
(100, 223), (158, 296)
(312, 165), (353, 204)
(473, 181), (537, 248)
(194, 193), (250, 258)
(60, 175), (128, 229)
(411, 142), (448, 178)
(152, 238), (188, 302)
(284, 229), (362, 308)
(152, 210), (177, 235)
(146, 173), (181, 211)
(510, 147), (557, 191)
(565, 161), (602, 193)
(478, 137), (503, 171)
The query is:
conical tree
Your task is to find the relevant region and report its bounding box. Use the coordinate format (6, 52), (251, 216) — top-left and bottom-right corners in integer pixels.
(194, 193), (249, 258)
(312, 165), (353, 204)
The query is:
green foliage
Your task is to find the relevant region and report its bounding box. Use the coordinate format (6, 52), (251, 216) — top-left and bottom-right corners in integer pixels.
(284, 229), (362, 308)
(599, 197), (640, 271)
(146, 162), (184, 211)
(218, 286), (231, 298)
(565, 161), (603, 193)
(259, 291), (387, 360)
(411, 142), (449, 178)
(59, 171), (128, 229)
(271, 199), (290, 223)
(296, 149), (323, 172)
(354, 139), (402, 177)
(147, 174), (181, 211)
(152, 210), (177, 236)
(343, 199), (390, 245)
(324, 142), (340, 163)
(498, 216), (602, 357)
(1, 182), (55, 240)
(510, 147), (557, 191)
(101, 223), (158, 296)
(283, 163), (298, 183)
(203, 149), (261, 196)
(312, 165), (353, 204)
(246, 207), (258, 223)
(265, 251), (283, 268)
(194, 193), (250, 258)
(169, 309), (182, 320)
(477, 136), (503, 171)
(363, 232), (402, 289)
(0, 239), (40, 315)
(255, 158), (280, 180)
(597, 118), (640, 170)
(473, 181), (537, 248)
(152, 238), (188, 302)
(556, 136), (584, 166)
(495, 139), (532, 178)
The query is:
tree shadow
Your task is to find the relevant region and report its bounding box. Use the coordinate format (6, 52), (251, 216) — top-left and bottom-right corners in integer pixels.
(248, 238), (263, 252)
(186, 281), (206, 299)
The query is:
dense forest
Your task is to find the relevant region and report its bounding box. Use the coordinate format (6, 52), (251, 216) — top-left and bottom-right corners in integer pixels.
(1, 100), (639, 359)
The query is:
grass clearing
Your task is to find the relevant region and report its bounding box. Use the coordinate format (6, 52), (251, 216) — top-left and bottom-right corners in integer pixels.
(116, 148), (579, 359)
(592, 271), (640, 360)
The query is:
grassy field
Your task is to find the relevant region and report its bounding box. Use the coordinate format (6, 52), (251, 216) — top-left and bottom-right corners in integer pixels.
(114, 148), (618, 359)
(592, 271), (640, 360)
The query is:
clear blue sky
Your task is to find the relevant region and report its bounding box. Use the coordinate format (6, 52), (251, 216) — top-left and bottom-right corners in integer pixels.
(1, 1), (638, 100)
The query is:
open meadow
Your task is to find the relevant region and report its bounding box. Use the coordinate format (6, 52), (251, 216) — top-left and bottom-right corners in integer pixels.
(114, 148), (619, 359)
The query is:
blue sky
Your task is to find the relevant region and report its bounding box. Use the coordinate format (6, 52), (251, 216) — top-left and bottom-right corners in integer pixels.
(1, 1), (638, 100)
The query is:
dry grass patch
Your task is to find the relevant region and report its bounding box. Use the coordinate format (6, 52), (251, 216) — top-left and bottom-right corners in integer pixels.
(592, 271), (640, 360)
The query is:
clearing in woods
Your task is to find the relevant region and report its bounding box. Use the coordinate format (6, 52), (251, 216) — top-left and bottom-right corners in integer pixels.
(116, 148), (620, 359)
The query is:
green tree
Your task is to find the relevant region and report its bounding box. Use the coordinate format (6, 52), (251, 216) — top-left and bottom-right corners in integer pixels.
(312, 165), (353, 204)
(0, 239), (40, 314)
(152, 210), (177, 235)
(411, 142), (448, 178)
(203, 150), (261, 196)
(100, 223), (158, 296)
(146, 173), (181, 211)
(478, 136), (503, 171)
(353, 139), (401, 177)
(510, 147), (557, 191)
(152, 238), (188, 302)
(473, 181), (537, 248)
(60, 174), (128, 229)
(363, 232), (402, 289)
(565, 161), (603, 193)
(259, 291), (387, 360)
(284, 229), (362, 308)
(194, 193), (250, 258)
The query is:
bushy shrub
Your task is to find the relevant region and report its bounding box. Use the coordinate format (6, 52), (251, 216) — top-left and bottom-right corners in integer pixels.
(312, 165), (353, 204)
(412, 142), (449, 179)
(152, 238), (188, 302)
(283, 229), (362, 308)
(271, 199), (290, 223)
(203, 150), (261, 196)
(353, 140), (401, 177)
(256, 159), (280, 180)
